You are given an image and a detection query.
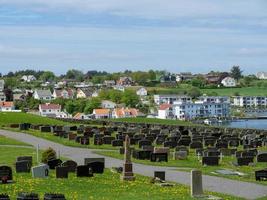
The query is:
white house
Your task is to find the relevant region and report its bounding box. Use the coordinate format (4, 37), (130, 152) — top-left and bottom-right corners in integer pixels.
(256, 72), (267, 80)
(136, 87), (147, 96)
(21, 75), (36, 83)
(101, 100), (117, 109)
(113, 85), (125, 92)
(154, 94), (192, 105)
(39, 103), (68, 118)
(221, 77), (236, 87)
(0, 80), (4, 91)
(0, 102), (15, 112)
(176, 73), (194, 82)
(158, 104), (173, 119)
(34, 90), (53, 101)
(233, 96), (267, 107)
(93, 109), (111, 119)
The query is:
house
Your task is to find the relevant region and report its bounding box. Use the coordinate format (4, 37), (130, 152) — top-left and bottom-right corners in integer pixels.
(76, 88), (94, 99)
(0, 80), (4, 91)
(13, 93), (26, 101)
(74, 82), (94, 88)
(113, 85), (125, 92)
(101, 100), (117, 109)
(221, 77), (236, 87)
(73, 112), (93, 120)
(112, 108), (139, 118)
(154, 94), (192, 105)
(159, 73), (176, 83)
(21, 75), (36, 82)
(0, 102), (15, 112)
(53, 89), (74, 99)
(233, 96), (267, 107)
(104, 80), (116, 87)
(205, 72), (229, 85)
(117, 77), (133, 86)
(256, 72), (267, 80)
(158, 103), (173, 119)
(33, 90), (53, 101)
(0, 92), (6, 102)
(93, 109), (111, 119)
(176, 73), (194, 82)
(39, 103), (67, 118)
(136, 87), (147, 96)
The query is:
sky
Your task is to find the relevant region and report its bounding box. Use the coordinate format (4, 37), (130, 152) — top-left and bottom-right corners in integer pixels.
(0, 0), (267, 75)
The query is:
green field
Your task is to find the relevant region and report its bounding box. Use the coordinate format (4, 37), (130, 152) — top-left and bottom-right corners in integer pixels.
(0, 145), (242, 200)
(0, 135), (31, 146)
(201, 87), (267, 96)
(96, 148), (267, 186)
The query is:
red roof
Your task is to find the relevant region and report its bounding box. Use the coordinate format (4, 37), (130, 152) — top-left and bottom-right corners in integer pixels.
(40, 103), (61, 110)
(159, 103), (171, 110)
(0, 102), (14, 108)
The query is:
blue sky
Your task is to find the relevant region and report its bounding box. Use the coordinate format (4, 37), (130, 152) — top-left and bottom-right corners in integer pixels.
(0, 0), (267, 75)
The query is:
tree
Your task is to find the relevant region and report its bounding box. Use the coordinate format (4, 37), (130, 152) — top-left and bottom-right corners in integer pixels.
(187, 87), (202, 99)
(40, 71), (55, 82)
(122, 90), (139, 107)
(66, 69), (84, 81)
(84, 97), (101, 114)
(231, 66), (242, 80)
(191, 77), (206, 88)
(41, 148), (56, 163)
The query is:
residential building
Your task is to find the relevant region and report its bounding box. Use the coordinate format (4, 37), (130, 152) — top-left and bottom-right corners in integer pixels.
(0, 102), (15, 112)
(13, 93), (26, 101)
(158, 103), (173, 119)
(21, 75), (36, 82)
(112, 108), (139, 118)
(159, 73), (176, 83)
(221, 77), (236, 87)
(74, 82), (94, 88)
(154, 94), (192, 105)
(93, 109), (111, 119)
(104, 80), (116, 87)
(33, 90), (53, 101)
(113, 85), (125, 92)
(198, 96), (230, 104)
(176, 73), (194, 82)
(76, 88), (94, 99)
(205, 72), (229, 85)
(117, 77), (133, 86)
(233, 96), (267, 107)
(0, 80), (4, 91)
(39, 103), (67, 118)
(73, 112), (93, 120)
(256, 72), (267, 80)
(136, 87), (147, 96)
(53, 89), (74, 99)
(101, 100), (117, 109)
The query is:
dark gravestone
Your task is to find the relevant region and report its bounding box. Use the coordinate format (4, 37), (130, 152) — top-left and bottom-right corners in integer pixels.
(103, 136), (115, 145)
(55, 166), (68, 179)
(17, 156), (33, 165)
(154, 171), (165, 181)
(111, 140), (123, 147)
(19, 123), (30, 131)
(202, 157), (219, 166)
(40, 126), (52, 133)
(17, 193), (39, 200)
(195, 148), (204, 156)
(204, 139), (216, 147)
(47, 159), (62, 170)
(61, 160), (77, 172)
(76, 165), (93, 177)
(257, 153), (267, 162)
(87, 162), (104, 174)
(203, 150), (220, 157)
(10, 123), (19, 128)
(155, 137), (165, 145)
(255, 169), (267, 181)
(189, 142), (203, 149)
(163, 141), (177, 148)
(44, 194), (66, 200)
(15, 160), (32, 173)
(237, 157), (254, 166)
(216, 141), (228, 149)
(151, 153), (168, 162)
(0, 194), (10, 200)
(177, 139), (191, 146)
(80, 137), (90, 145)
(0, 166), (12, 184)
(228, 139), (240, 147)
(138, 139), (152, 148)
(133, 150), (151, 160)
(94, 138), (103, 145)
(68, 133), (77, 140)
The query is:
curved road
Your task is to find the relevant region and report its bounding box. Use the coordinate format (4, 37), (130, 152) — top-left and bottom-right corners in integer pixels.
(0, 130), (266, 200)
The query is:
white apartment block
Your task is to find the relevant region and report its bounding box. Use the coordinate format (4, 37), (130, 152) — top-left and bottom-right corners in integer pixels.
(154, 95), (192, 105)
(233, 96), (267, 107)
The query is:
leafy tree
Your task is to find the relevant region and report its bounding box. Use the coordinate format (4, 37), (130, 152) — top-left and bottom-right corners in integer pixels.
(84, 97), (101, 114)
(41, 148), (56, 163)
(66, 69), (84, 81)
(187, 87), (202, 99)
(122, 90), (139, 107)
(65, 101), (77, 114)
(40, 71), (55, 82)
(230, 66), (242, 80)
(191, 77), (206, 88)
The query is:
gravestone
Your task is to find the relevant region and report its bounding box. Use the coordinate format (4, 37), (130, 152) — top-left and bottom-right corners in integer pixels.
(154, 171), (165, 181)
(84, 158), (105, 167)
(175, 146), (189, 154)
(32, 164), (49, 178)
(255, 169), (267, 181)
(111, 140), (123, 147)
(0, 194), (10, 200)
(237, 157), (254, 166)
(68, 133), (77, 140)
(55, 166), (68, 179)
(61, 160), (77, 172)
(174, 151), (188, 160)
(17, 156), (33, 164)
(202, 157), (219, 166)
(132, 150), (151, 160)
(151, 153), (168, 162)
(80, 137), (90, 145)
(87, 162), (104, 174)
(257, 153), (267, 162)
(138, 139), (152, 148)
(121, 135), (135, 181)
(17, 193), (39, 200)
(189, 142), (203, 149)
(163, 141), (177, 148)
(44, 194), (66, 200)
(220, 148), (232, 156)
(191, 170), (204, 197)
(103, 136), (115, 144)
(0, 166), (12, 184)
(47, 159), (62, 170)
(40, 126), (52, 133)
(76, 165), (93, 177)
(15, 160), (32, 173)
(154, 147), (170, 155)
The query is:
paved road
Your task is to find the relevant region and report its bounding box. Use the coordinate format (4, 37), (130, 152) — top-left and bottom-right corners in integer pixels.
(1, 130), (267, 200)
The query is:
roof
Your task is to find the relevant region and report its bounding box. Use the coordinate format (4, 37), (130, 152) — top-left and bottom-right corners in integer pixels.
(40, 103), (61, 110)
(35, 90), (52, 97)
(78, 88), (94, 97)
(159, 103), (172, 110)
(54, 89), (73, 97)
(114, 108), (139, 117)
(0, 102), (14, 108)
(94, 109), (110, 115)
(73, 112), (83, 119)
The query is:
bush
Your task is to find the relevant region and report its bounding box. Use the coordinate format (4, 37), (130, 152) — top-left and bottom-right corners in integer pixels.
(41, 147), (57, 163)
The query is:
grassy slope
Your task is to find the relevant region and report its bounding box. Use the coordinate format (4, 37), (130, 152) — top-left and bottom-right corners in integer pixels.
(0, 146), (242, 200)
(0, 135), (31, 146)
(201, 87), (267, 96)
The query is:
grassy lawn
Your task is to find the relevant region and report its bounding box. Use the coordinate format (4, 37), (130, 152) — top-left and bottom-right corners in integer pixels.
(0, 146), (244, 200)
(201, 87), (267, 96)
(96, 148), (267, 186)
(0, 135), (32, 146)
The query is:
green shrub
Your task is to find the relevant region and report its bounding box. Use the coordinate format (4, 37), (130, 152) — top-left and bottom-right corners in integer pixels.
(41, 147), (56, 163)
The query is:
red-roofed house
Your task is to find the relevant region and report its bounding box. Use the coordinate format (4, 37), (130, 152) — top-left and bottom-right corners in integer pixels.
(39, 103), (66, 118)
(53, 89), (74, 99)
(0, 102), (15, 112)
(112, 108), (139, 118)
(93, 109), (111, 119)
(158, 103), (173, 119)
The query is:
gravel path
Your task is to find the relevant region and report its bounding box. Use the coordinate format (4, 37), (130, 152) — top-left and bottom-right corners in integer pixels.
(1, 129), (266, 200)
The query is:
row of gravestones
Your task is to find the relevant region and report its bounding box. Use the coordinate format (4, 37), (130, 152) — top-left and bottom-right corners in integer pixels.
(0, 193), (66, 200)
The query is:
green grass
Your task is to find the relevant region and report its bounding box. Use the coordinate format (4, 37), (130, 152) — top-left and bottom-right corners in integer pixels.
(0, 112), (71, 126)
(0, 135), (31, 146)
(201, 87), (267, 96)
(96, 148), (267, 186)
(0, 146), (244, 200)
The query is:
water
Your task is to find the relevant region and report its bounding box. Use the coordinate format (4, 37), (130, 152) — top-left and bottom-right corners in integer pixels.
(222, 119), (267, 130)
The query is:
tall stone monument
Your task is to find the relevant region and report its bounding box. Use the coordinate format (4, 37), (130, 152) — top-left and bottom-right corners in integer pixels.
(121, 135), (135, 181)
